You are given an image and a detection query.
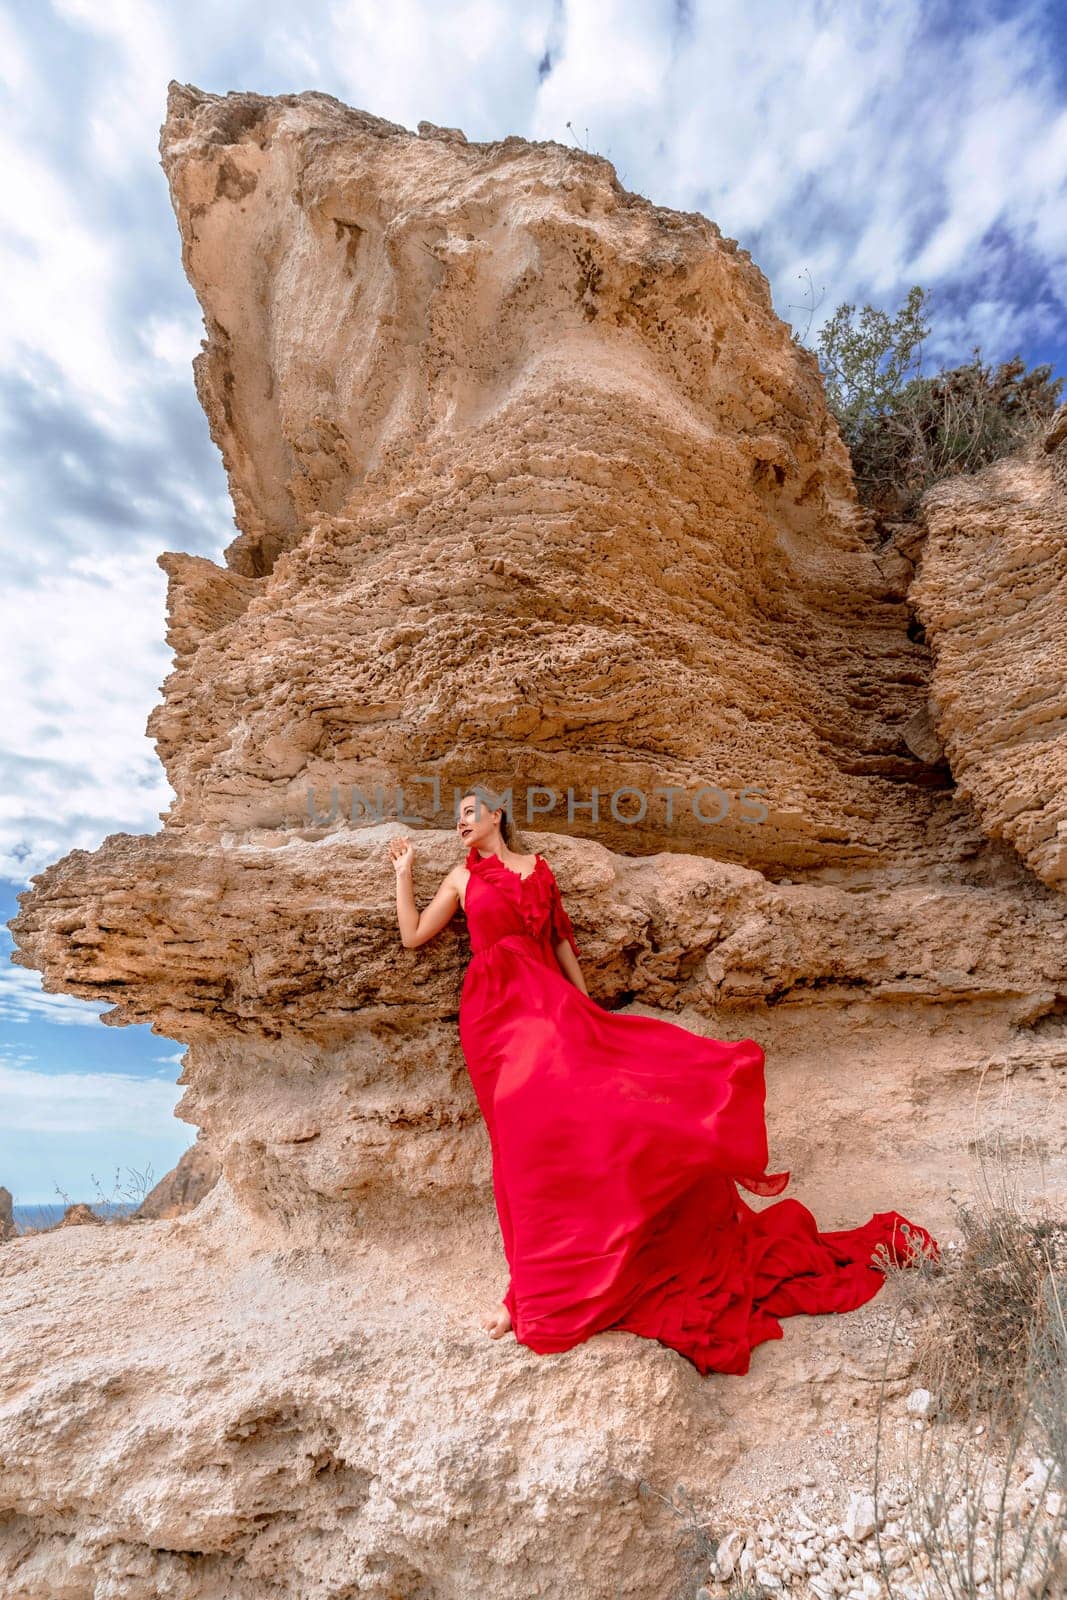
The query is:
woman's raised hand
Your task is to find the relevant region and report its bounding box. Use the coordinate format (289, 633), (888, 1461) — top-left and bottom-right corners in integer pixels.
(389, 837), (414, 877)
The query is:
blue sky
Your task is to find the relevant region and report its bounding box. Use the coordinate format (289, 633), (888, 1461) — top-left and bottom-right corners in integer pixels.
(1, 0), (1065, 1204)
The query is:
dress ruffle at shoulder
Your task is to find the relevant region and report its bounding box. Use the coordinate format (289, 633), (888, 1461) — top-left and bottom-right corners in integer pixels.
(466, 849), (581, 957)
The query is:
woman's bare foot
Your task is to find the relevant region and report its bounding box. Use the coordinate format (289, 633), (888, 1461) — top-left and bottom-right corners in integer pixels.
(480, 1298), (512, 1339)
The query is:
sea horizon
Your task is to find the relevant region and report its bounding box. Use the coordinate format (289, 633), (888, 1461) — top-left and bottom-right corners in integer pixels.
(11, 1201), (140, 1231)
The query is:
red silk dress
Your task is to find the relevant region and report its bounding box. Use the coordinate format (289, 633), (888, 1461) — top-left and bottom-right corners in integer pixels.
(458, 846), (938, 1376)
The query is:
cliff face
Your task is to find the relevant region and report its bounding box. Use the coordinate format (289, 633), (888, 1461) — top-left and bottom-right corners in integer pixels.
(138, 82), (991, 874)
(912, 408), (1067, 889)
(1, 84), (1064, 1600)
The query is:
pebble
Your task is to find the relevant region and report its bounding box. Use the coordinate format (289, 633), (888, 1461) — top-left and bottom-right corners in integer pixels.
(713, 1529), (743, 1581)
(843, 1493), (877, 1542)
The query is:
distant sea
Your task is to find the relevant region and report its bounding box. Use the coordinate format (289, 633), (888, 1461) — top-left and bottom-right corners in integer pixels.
(12, 1201), (139, 1231)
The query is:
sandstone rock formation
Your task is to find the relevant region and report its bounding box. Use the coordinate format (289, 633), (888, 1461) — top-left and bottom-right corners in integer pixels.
(143, 84), (985, 878)
(133, 1133), (220, 1220)
(55, 1203), (104, 1230)
(1, 83), (1064, 1600)
(911, 404), (1067, 890)
(0, 1188), (14, 1243)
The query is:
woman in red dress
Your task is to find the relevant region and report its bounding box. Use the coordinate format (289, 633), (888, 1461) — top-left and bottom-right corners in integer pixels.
(390, 792), (938, 1377)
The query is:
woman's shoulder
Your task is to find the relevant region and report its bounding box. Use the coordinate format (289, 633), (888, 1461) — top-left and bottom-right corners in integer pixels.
(444, 859), (471, 894)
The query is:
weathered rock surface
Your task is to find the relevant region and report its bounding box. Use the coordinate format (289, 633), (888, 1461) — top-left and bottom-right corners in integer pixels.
(55, 1203), (104, 1230)
(0, 1182), (944, 1600)
(141, 82), (996, 877)
(134, 1133), (220, 1220)
(912, 406), (1067, 890)
(1, 82), (1065, 1600)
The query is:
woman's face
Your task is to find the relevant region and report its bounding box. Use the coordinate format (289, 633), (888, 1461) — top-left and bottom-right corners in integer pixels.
(457, 793), (501, 850)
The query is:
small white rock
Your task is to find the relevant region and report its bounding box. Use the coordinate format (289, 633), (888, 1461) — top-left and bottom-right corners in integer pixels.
(714, 1529), (743, 1581)
(905, 1388), (933, 1417)
(844, 1493), (878, 1543)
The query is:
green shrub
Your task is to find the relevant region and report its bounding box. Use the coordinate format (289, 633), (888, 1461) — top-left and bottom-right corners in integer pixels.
(807, 285), (1063, 521)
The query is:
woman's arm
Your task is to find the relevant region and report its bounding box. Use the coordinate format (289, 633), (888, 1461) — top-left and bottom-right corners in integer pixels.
(546, 870), (588, 994)
(390, 837), (461, 949)
(552, 940), (589, 995)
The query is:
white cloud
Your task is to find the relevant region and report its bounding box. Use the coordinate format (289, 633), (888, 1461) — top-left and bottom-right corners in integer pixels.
(540, 0), (669, 117)
(0, 1060), (184, 1134)
(0, 129), (128, 414)
(535, 0), (1065, 360)
(0, 537), (176, 880)
(0, 8), (32, 95)
(0, 1042), (37, 1068)
(0, 961), (111, 1027)
(51, 0), (180, 183)
(138, 310), (207, 376)
(319, 0), (556, 135)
